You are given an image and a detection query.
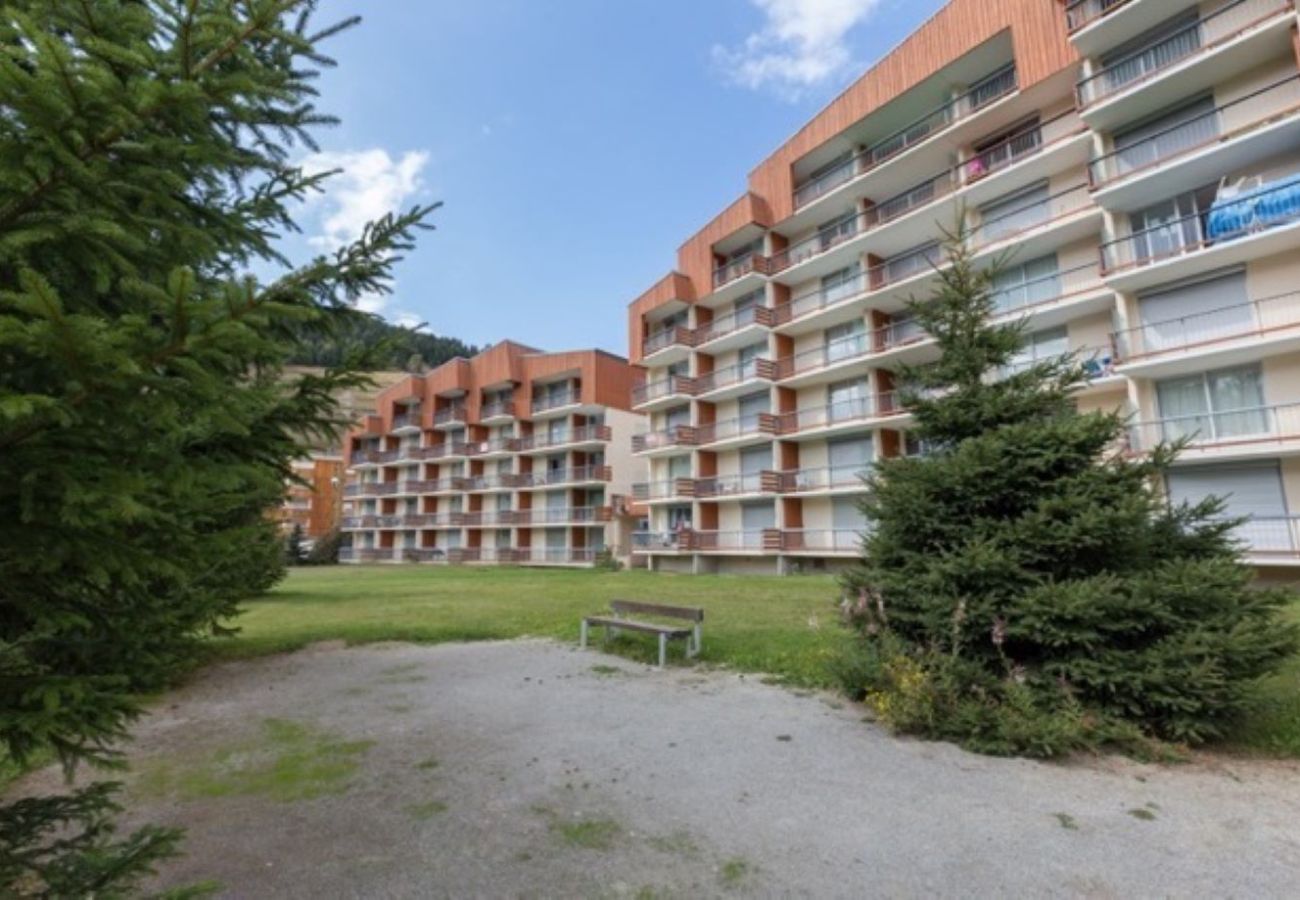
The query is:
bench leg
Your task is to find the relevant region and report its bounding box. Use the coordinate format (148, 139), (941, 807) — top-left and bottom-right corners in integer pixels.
(580, 619), (588, 649)
(658, 633), (667, 669)
(691, 624), (702, 659)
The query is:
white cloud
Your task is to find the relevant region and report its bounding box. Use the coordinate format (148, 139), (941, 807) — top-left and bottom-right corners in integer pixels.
(299, 148), (431, 251)
(712, 0), (884, 99)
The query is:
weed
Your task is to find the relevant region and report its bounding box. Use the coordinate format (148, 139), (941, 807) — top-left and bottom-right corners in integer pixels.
(1127, 808), (1156, 821)
(414, 756), (440, 771)
(590, 664), (625, 676)
(406, 800), (448, 820)
(552, 817), (621, 850)
(647, 830), (699, 857)
(719, 857), (752, 887)
(1053, 813), (1078, 831)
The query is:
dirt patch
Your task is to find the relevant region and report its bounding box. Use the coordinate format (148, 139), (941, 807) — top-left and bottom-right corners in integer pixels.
(10, 639), (1300, 897)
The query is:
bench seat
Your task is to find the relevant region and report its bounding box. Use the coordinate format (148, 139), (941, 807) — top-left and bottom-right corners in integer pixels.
(580, 600), (704, 667)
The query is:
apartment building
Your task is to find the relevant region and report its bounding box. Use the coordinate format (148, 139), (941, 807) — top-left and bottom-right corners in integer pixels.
(627, 0), (1300, 575)
(340, 341), (645, 567)
(276, 455), (344, 540)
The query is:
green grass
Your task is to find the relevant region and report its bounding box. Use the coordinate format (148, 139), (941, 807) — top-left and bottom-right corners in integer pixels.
(216, 566), (848, 687)
(1222, 597), (1300, 758)
(551, 817), (622, 850)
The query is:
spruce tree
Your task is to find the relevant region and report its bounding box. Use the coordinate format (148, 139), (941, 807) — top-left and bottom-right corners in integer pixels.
(0, 2), (436, 893)
(840, 230), (1298, 757)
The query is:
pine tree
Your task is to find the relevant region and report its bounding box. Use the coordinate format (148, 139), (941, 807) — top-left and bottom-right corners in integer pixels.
(839, 228), (1298, 757)
(0, 2), (436, 893)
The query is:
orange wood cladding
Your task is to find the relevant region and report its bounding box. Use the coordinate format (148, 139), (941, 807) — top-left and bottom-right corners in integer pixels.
(627, 272), (695, 364)
(345, 341), (639, 464)
(627, 0), (1078, 320)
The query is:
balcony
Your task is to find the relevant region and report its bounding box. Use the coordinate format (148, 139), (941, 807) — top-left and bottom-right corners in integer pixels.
(693, 359), (778, 402)
(632, 479), (697, 503)
(642, 324), (694, 365)
(693, 472), (770, 499)
(692, 530), (771, 553)
(1100, 175), (1300, 292)
(692, 304), (776, 353)
(464, 437), (519, 458)
(391, 407), (422, 434)
(775, 334), (873, 387)
(776, 113), (1089, 277)
(632, 375), (697, 411)
(775, 529), (862, 556)
(790, 64), (1019, 216)
(517, 424), (612, 453)
(769, 466), (872, 495)
(511, 506), (613, 526)
(1230, 515), (1300, 563)
(771, 394), (906, 440)
(519, 547), (600, 566)
(515, 465), (612, 489)
(480, 398), (516, 424)
(1128, 401), (1300, 460)
(457, 474), (517, 493)
(531, 388), (581, 417)
(971, 183), (1100, 262)
(339, 548), (395, 563)
(1114, 290), (1300, 375)
(711, 252), (770, 293)
(418, 441), (468, 461)
(633, 425), (698, 455)
(348, 480), (399, 497)
(1076, 0), (1295, 129)
(459, 510), (518, 527)
(400, 548), (448, 564)
(1065, 0), (1133, 34)
(433, 405), (468, 429)
(694, 414), (774, 450)
(632, 530), (693, 553)
(341, 514), (380, 529)
(1090, 76), (1300, 210)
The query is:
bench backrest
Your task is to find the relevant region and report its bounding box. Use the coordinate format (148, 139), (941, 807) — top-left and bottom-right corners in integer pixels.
(610, 599), (704, 622)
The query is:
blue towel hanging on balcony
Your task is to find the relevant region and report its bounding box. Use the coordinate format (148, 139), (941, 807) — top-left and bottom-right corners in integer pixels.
(1206, 173), (1300, 241)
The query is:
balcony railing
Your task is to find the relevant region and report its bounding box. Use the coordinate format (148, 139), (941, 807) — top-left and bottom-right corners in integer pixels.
(516, 424), (611, 451)
(771, 466), (872, 494)
(791, 64), (1018, 209)
(1089, 76), (1300, 188)
(777, 529), (862, 554)
(643, 324), (694, 357)
(1100, 175), (1300, 274)
(532, 388), (580, 414)
(1128, 401), (1300, 452)
(464, 437), (519, 456)
(712, 252), (770, 290)
(515, 465), (612, 488)
(771, 239), (946, 328)
(519, 547), (600, 564)
(694, 472), (768, 498)
(975, 184), (1092, 251)
(632, 479), (697, 502)
(349, 480), (399, 497)
(769, 211), (863, 273)
(775, 333), (872, 380)
(480, 398), (516, 420)
(341, 515), (380, 529)
(1223, 515), (1300, 556)
(633, 375), (697, 407)
(632, 530), (692, 552)
(1076, 0), (1289, 106)
(989, 262), (1105, 319)
(458, 474), (518, 492)
(392, 408), (421, 430)
(433, 405), (467, 427)
(1065, 0), (1133, 33)
(632, 425), (698, 453)
(339, 548), (396, 563)
(1113, 290), (1300, 362)
(693, 359), (777, 395)
(511, 506), (612, 525)
(692, 303), (775, 345)
(694, 414), (773, 446)
(692, 530), (769, 552)
(771, 394), (903, 435)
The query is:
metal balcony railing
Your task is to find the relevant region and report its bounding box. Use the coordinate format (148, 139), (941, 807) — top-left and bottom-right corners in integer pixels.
(791, 64), (1018, 209)
(633, 375), (697, 406)
(1065, 0), (1133, 33)
(515, 465), (612, 488)
(694, 472), (768, 498)
(643, 324), (694, 356)
(712, 252), (770, 290)
(694, 414), (773, 446)
(516, 424), (611, 451)
(480, 398), (516, 419)
(1099, 174), (1300, 273)
(1223, 515), (1300, 556)
(463, 437), (519, 456)
(1113, 289), (1300, 362)
(694, 359), (777, 395)
(632, 530), (691, 551)
(512, 506), (611, 525)
(989, 262), (1104, 319)
(433, 405), (467, 426)
(692, 530), (769, 552)
(392, 407), (421, 430)
(770, 466), (872, 494)
(1128, 402), (1300, 452)
(975, 184), (1092, 250)
(1089, 76), (1300, 187)
(532, 388), (580, 414)
(777, 529), (862, 553)
(775, 333), (872, 380)
(632, 478), (697, 502)
(1076, 0), (1289, 106)
(632, 425), (698, 453)
(692, 303), (775, 345)
(770, 394), (902, 435)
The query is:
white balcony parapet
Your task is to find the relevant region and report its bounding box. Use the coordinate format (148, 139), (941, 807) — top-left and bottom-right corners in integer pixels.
(1114, 290), (1300, 363)
(1128, 401), (1300, 453)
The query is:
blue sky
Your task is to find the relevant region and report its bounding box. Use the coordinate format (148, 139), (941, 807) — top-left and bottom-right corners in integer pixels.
(290, 0), (950, 357)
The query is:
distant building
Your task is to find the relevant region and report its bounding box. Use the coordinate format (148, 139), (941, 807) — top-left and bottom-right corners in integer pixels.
(340, 341), (646, 567)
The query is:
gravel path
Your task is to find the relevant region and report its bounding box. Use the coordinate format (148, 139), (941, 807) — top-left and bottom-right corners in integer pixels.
(14, 640), (1300, 898)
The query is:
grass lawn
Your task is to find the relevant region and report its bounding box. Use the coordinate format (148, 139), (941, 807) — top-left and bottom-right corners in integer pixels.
(218, 565), (1300, 758)
(218, 566), (850, 688)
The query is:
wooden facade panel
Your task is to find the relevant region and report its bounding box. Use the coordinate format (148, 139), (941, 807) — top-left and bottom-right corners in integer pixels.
(628, 272), (694, 364)
(676, 192), (774, 297)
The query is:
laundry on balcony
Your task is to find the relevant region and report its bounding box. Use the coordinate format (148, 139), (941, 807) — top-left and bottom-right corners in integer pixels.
(1205, 173), (1300, 241)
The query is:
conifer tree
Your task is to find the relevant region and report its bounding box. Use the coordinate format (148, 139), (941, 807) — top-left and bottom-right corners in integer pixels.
(0, 2), (436, 893)
(840, 229), (1297, 757)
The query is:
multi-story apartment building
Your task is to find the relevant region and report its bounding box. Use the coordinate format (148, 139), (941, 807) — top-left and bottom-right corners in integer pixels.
(627, 0), (1300, 576)
(276, 455), (344, 540)
(340, 341), (645, 566)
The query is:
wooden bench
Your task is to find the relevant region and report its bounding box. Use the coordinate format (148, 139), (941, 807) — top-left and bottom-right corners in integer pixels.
(580, 600), (704, 668)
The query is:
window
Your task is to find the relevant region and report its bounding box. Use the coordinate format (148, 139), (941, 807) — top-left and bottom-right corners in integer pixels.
(667, 455), (691, 480)
(832, 496), (866, 549)
(1130, 190), (1204, 261)
(827, 377), (869, 423)
(1006, 326), (1069, 374)
(1136, 268), (1250, 352)
(732, 289), (763, 328)
(1112, 95), (1217, 177)
(887, 311), (927, 345)
(738, 390), (770, 428)
(968, 64), (1016, 110)
(664, 405), (691, 429)
(739, 445), (770, 493)
(883, 241), (940, 285)
(738, 341), (766, 378)
(821, 263), (862, 304)
(828, 436), (873, 485)
(1166, 462), (1291, 551)
(1156, 365), (1268, 443)
(980, 181), (1049, 242)
(991, 254), (1060, 314)
(970, 116), (1042, 177)
(824, 319), (867, 363)
(1099, 10), (1200, 96)
(741, 501), (775, 547)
